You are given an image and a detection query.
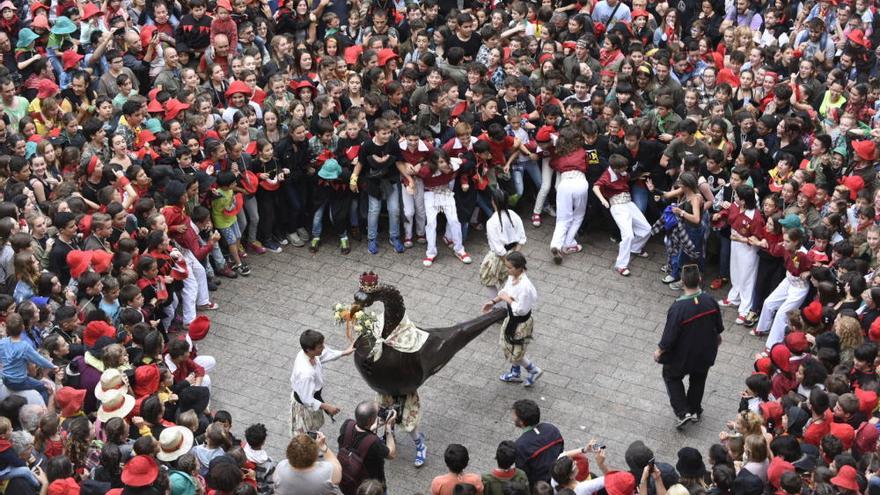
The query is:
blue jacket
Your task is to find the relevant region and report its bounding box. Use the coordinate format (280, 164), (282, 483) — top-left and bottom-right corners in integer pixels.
(0, 337), (54, 382)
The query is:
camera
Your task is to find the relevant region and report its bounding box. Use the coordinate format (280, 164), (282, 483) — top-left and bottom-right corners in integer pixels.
(307, 430), (318, 440)
(377, 407), (393, 422)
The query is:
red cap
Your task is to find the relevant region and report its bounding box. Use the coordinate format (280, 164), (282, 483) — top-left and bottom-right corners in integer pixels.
(55, 387), (86, 417)
(121, 455), (159, 487)
(800, 182), (817, 200)
(767, 456), (794, 489)
(770, 343), (792, 373)
(848, 29), (872, 48)
(139, 25), (157, 49)
(37, 79), (60, 99)
(343, 45), (363, 65)
(536, 126), (555, 142)
(784, 331), (810, 354)
(377, 48), (399, 67)
(83, 320), (117, 348)
(604, 471), (636, 495)
(632, 8), (649, 17)
(801, 300), (822, 325)
(563, 41), (577, 51)
(830, 422), (856, 450)
(855, 387), (879, 416)
(216, 0), (232, 10)
(842, 175), (866, 201)
(48, 478), (80, 495)
(855, 421), (880, 454)
(146, 99), (164, 113)
(189, 315), (211, 340)
(66, 250), (92, 279)
(90, 249), (113, 274)
(754, 356), (773, 374)
(61, 50), (84, 71)
(760, 401), (784, 427)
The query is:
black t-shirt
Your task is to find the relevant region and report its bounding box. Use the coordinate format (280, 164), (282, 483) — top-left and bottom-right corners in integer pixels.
(338, 420), (390, 483)
(498, 95), (535, 117)
(358, 138), (401, 182)
(444, 32), (482, 59)
(6, 476), (38, 495)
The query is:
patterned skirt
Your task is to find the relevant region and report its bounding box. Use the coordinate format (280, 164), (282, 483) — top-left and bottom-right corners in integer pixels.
(499, 315), (534, 362)
(480, 252), (508, 288)
(290, 393), (325, 435)
(378, 392), (421, 433)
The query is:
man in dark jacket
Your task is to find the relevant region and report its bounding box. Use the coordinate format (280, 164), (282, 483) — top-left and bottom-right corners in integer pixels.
(654, 265), (724, 430)
(512, 399), (564, 487)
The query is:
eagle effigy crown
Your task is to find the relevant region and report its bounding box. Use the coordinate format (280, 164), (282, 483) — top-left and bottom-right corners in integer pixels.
(359, 271), (380, 293)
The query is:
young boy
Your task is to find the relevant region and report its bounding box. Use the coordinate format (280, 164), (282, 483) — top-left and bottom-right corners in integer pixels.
(0, 313), (56, 402)
(480, 441), (528, 495)
(211, 171), (250, 277)
(419, 152), (471, 266)
(98, 276), (121, 324)
(311, 159), (351, 254)
(353, 118), (405, 254)
(399, 124), (432, 248)
(243, 423), (276, 494)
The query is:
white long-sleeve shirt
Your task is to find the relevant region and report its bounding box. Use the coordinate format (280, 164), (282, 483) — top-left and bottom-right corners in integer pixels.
(500, 273), (537, 316)
(486, 211), (527, 257)
(290, 347), (344, 411)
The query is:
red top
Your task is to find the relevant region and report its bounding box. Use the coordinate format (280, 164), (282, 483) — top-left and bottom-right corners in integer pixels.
(169, 356), (206, 383)
(803, 410), (834, 446)
(769, 245), (813, 276)
(593, 168), (630, 199)
(417, 166), (461, 190)
(161, 205), (214, 260)
(442, 137), (472, 158)
(478, 134), (515, 165)
(550, 148), (588, 173)
(726, 204), (765, 238)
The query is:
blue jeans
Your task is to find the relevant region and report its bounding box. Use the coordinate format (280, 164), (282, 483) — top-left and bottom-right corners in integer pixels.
(512, 160), (542, 197)
(671, 222), (706, 279)
(476, 191), (494, 218)
(367, 180), (401, 241)
(631, 185), (649, 213)
(719, 235), (731, 279)
(3, 376), (49, 403)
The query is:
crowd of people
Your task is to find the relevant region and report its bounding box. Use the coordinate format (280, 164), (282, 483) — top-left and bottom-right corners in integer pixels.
(1, 0), (880, 493)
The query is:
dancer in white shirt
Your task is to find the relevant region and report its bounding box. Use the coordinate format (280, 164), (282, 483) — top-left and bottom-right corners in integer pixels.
(480, 188), (527, 299)
(289, 329), (354, 434)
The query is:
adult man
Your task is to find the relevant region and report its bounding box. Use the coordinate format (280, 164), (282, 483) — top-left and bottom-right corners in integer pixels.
(0, 77), (28, 129)
(154, 47), (182, 96)
(338, 401), (397, 494)
(512, 399), (564, 487)
(654, 265), (724, 430)
(48, 212), (80, 286)
(592, 0), (632, 26)
(290, 329), (353, 434)
(97, 49), (140, 98)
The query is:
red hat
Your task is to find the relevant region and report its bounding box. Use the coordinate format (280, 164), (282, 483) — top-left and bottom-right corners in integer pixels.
(343, 45), (363, 65)
(855, 387), (879, 416)
(147, 88), (161, 100)
(831, 465), (859, 492)
(121, 455), (159, 487)
(240, 170), (259, 194)
(146, 99), (164, 113)
(830, 422), (856, 450)
(293, 80), (317, 98)
(842, 175), (865, 201)
(801, 300), (822, 325)
(61, 50), (84, 71)
(562, 41), (577, 51)
(90, 249), (113, 274)
(760, 401), (784, 427)
(600, 69), (616, 78)
(800, 182), (817, 200)
(604, 471), (636, 495)
(31, 2), (50, 15)
(81, 2), (102, 20)
(770, 343), (792, 373)
(754, 357), (773, 375)
(164, 99), (190, 121)
(135, 130), (156, 150)
(37, 79), (60, 99)
(216, 0), (232, 10)
(377, 48), (399, 67)
(224, 80), (252, 99)
(767, 456), (795, 489)
(853, 140), (876, 161)
(869, 318), (880, 342)
(83, 320), (117, 348)
(48, 478), (80, 495)
(31, 14), (49, 30)
(54, 387), (86, 417)
(536, 126), (555, 142)
(784, 331), (810, 354)
(132, 364), (160, 398)
(66, 250), (92, 279)
(227, 193), (244, 216)
(539, 53), (554, 64)
(848, 29), (872, 48)
(632, 8), (650, 17)
(189, 315), (211, 340)
(854, 421), (880, 454)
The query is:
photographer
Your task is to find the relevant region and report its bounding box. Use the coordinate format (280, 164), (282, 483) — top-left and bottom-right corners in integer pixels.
(273, 432), (343, 495)
(337, 401), (398, 495)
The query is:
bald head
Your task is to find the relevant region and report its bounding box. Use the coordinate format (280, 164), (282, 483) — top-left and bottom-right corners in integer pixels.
(355, 401), (377, 430)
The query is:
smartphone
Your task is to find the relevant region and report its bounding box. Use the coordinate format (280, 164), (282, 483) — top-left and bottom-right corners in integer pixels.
(648, 458), (655, 474)
(307, 430), (318, 440)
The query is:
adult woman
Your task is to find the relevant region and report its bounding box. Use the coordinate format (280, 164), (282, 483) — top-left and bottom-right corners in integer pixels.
(203, 64), (229, 109)
(548, 126), (589, 265)
(741, 435), (769, 482)
(273, 432), (342, 495)
(733, 70), (757, 111)
(64, 416), (100, 480)
(482, 252), (542, 387)
(12, 252), (39, 304)
(481, 188), (527, 299)
(260, 110), (286, 145)
(653, 9), (680, 49)
(107, 134), (134, 171)
(663, 172), (706, 289)
(341, 73), (365, 112)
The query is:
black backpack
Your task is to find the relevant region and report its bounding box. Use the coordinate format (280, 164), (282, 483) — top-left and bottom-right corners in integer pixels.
(337, 420), (379, 495)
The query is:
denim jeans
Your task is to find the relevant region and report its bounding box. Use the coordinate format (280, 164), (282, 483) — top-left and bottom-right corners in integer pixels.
(631, 185), (649, 213)
(512, 160), (542, 198)
(3, 376), (49, 403)
(475, 191), (494, 218)
(367, 180), (401, 241)
(671, 221), (706, 279)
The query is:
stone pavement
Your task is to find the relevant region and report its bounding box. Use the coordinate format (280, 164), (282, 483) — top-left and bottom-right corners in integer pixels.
(197, 220), (764, 493)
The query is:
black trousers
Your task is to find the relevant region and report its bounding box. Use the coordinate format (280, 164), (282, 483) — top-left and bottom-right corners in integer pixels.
(751, 255), (785, 315)
(662, 366), (709, 419)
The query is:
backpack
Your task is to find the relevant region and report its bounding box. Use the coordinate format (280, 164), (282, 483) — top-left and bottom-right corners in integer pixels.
(337, 420), (379, 495)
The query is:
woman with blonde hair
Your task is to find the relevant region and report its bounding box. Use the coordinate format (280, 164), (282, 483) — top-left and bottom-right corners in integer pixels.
(12, 252), (39, 304)
(742, 434), (769, 482)
(835, 314), (864, 364)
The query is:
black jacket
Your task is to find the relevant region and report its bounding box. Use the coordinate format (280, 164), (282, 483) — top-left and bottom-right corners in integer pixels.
(658, 291), (724, 374)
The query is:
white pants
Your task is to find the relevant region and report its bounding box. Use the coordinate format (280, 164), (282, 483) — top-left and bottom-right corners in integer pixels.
(757, 275), (810, 349)
(727, 241), (759, 316)
(425, 190), (463, 258)
(194, 355), (215, 390)
(610, 201), (651, 269)
(181, 248), (210, 325)
(550, 172), (588, 250)
(533, 157), (556, 215)
(401, 178), (426, 240)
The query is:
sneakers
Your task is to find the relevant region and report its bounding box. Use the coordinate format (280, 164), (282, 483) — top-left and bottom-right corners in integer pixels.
(340, 238), (350, 255)
(414, 433), (427, 468)
(247, 241), (267, 255)
(531, 213), (541, 227)
(198, 302), (219, 311)
(551, 247), (562, 265)
(287, 232), (305, 247)
(543, 204), (556, 217)
(500, 368), (523, 383)
(633, 250), (650, 258)
(710, 277), (728, 290)
(297, 227), (309, 241)
(309, 238), (320, 253)
(404, 238), (414, 248)
(524, 366), (543, 387)
(660, 264), (670, 273)
(690, 412), (701, 424)
(563, 244), (583, 255)
(735, 315), (748, 325)
(743, 311), (758, 327)
(263, 240), (283, 253)
(423, 256), (435, 267)
(416, 235), (427, 244)
(661, 274), (676, 284)
(368, 239), (379, 254)
(233, 263), (251, 276)
(675, 414), (693, 431)
(669, 281), (683, 290)
(456, 251), (472, 264)
(442, 236), (454, 249)
(277, 236), (289, 246)
(390, 238), (405, 253)
(719, 299), (737, 307)
(617, 267), (631, 277)
(217, 266), (238, 279)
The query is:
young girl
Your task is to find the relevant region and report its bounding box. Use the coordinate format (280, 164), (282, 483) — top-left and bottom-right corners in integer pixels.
(481, 188), (526, 298)
(593, 154), (652, 276)
(549, 127), (589, 265)
(717, 185), (764, 325)
(418, 150), (471, 266)
(482, 252), (541, 387)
